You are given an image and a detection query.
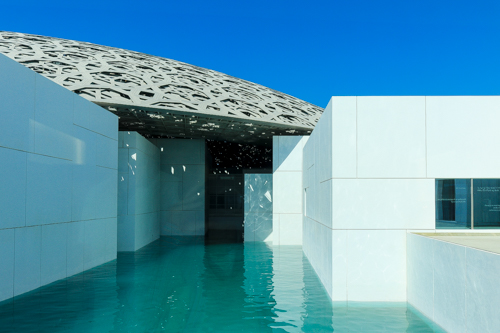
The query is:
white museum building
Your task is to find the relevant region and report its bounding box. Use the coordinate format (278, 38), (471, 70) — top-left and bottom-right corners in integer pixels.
(1, 31), (500, 332)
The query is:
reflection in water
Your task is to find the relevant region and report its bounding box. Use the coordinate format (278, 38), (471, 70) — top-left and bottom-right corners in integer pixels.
(0, 237), (443, 332)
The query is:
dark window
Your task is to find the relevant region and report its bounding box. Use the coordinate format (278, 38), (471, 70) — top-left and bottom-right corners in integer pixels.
(436, 179), (471, 229)
(473, 179), (500, 228)
(436, 179), (500, 229)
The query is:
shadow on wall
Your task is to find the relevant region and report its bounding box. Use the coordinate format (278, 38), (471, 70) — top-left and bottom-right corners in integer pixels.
(273, 136), (303, 172)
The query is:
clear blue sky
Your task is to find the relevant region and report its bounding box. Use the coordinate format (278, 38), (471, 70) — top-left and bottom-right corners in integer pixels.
(3, 0), (499, 107)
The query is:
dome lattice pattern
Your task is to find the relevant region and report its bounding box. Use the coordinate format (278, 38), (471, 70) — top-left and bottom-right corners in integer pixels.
(0, 31), (322, 142)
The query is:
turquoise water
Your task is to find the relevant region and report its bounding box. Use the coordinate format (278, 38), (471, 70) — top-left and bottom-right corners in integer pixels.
(0, 237), (444, 332)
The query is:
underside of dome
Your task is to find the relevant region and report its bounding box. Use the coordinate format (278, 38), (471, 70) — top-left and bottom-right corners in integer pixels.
(0, 31), (323, 143)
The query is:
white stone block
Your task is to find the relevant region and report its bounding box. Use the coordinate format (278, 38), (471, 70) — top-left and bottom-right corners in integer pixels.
(41, 223), (67, 285)
(276, 136), (305, 172)
(318, 179), (332, 228)
(14, 226), (41, 296)
(278, 214), (302, 245)
(83, 219), (107, 270)
(95, 166), (118, 219)
(195, 210), (205, 236)
(427, 96), (500, 178)
(72, 126), (97, 222)
(89, 104), (118, 140)
(357, 96), (426, 178)
(157, 139), (203, 165)
(347, 230), (406, 302)
(272, 214), (281, 245)
(117, 172), (128, 216)
(117, 215), (135, 251)
(161, 181), (183, 211)
(26, 153), (72, 226)
(34, 77), (75, 160)
(407, 233), (435, 319)
(466, 248), (500, 333)
(96, 133), (118, 169)
(104, 218), (117, 261)
(0, 229), (15, 302)
(331, 179), (435, 229)
(66, 221), (85, 277)
(161, 164), (183, 182)
(73, 94), (92, 130)
(160, 211), (172, 236)
(317, 102), (332, 183)
(331, 229), (347, 301)
(0, 54), (35, 153)
(433, 240), (466, 333)
(0, 147), (27, 229)
(273, 171), (302, 214)
(331, 96), (357, 178)
(171, 211), (197, 235)
(182, 164), (204, 211)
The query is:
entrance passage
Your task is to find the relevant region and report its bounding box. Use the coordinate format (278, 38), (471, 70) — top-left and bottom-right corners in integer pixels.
(206, 174), (244, 242)
(205, 140), (272, 243)
(0, 238), (444, 332)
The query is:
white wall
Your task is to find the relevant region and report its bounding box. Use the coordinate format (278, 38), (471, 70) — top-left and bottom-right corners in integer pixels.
(272, 136), (308, 245)
(244, 174), (273, 242)
(408, 233), (500, 333)
(303, 95), (500, 302)
(117, 132), (160, 251)
(0, 54), (118, 302)
(151, 139), (205, 236)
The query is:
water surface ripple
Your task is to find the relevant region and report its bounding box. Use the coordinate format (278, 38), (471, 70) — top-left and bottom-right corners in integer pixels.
(0, 237), (444, 332)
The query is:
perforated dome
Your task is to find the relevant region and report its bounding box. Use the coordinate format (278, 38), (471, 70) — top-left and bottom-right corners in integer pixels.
(0, 31), (323, 143)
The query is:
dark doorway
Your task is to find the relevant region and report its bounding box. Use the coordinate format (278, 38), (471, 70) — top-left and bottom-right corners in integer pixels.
(205, 140), (272, 243)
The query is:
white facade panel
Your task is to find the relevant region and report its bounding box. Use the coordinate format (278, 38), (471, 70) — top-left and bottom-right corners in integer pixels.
(0, 55), (35, 153)
(407, 233), (435, 320)
(278, 214), (302, 245)
(171, 211), (197, 235)
(426, 96), (500, 178)
(330, 96), (357, 178)
(66, 221), (85, 277)
(273, 136), (307, 245)
(316, 102), (332, 183)
(34, 77), (75, 161)
(89, 103), (118, 140)
(73, 94), (92, 130)
(96, 133), (118, 169)
(276, 136), (304, 172)
(466, 248), (500, 333)
(0, 54), (118, 302)
(41, 223), (67, 285)
(0, 229), (15, 301)
(14, 226), (41, 296)
(346, 230), (407, 302)
(117, 132), (160, 251)
(357, 96), (426, 178)
(83, 219), (108, 270)
(433, 241), (467, 333)
(331, 229), (347, 301)
(72, 126), (97, 222)
(273, 172), (302, 215)
(26, 153), (72, 226)
(0, 147), (27, 229)
(155, 138), (205, 237)
(331, 179), (435, 230)
(95, 166), (118, 219)
(408, 234), (500, 332)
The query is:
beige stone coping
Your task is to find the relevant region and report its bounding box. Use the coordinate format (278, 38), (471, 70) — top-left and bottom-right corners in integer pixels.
(413, 233), (500, 255)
